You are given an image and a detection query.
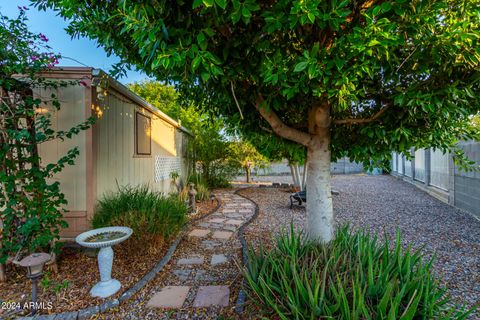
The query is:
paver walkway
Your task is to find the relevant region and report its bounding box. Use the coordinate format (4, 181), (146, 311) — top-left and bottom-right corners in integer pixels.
(116, 189), (255, 319)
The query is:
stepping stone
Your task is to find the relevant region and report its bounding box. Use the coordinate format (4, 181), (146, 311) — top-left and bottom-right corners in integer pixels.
(202, 240), (221, 250)
(222, 225), (237, 232)
(209, 218), (225, 223)
(223, 209), (236, 213)
(212, 231), (233, 240)
(147, 286), (190, 309)
(193, 286), (230, 307)
(225, 219), (243, 226)
(188, 229), (210, 237)
(211, 254), (228, 265)
(197, 222), (211, 229)
(194, 270), (217, 281)
(225, 213), (242, 218)
(177, 255), (204, 265)
(173, 269), (192, 281)
(239, 209), (252, 213)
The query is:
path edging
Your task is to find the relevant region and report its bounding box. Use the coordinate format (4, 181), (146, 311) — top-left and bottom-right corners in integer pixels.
(233, 187), (260, 314)
(17, 196), (222, 320)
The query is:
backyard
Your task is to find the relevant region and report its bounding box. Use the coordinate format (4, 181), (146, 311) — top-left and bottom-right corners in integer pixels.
(81, 174), (480, 319)
(1, 1), (480, 319)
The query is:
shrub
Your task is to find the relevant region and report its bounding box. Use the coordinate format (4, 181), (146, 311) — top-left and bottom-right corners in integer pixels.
(244, 226), (472, 320)
(182, 173), (211, 201)
(92, 185), (187, 242)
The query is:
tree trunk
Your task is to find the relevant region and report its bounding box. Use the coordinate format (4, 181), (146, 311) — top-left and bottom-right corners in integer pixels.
(301, 161), (308, 191)
(305, 104), (334, 243)
(245, 166), (251, 183)
(294, 164), (301, 189)
(306, 138), (334, 242)
(289, 162), (298, 187)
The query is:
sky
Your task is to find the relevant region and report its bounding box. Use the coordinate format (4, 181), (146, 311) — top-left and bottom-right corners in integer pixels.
(0, 0), (149, 84)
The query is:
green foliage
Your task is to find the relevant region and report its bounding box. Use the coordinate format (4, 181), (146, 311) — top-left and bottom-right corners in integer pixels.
(127, 80), (236, 187)
(228, 140), (269, 181)
(128, 80), (181, 120)
(187, 173), (211, 201)
(92, 185), (187, 239)
(245, 226), (473, 319)
(34, 0), (480, 167)
(40, 271), (70, 296)
(178, 173), (211, 202)
(0, 10), (94, 263)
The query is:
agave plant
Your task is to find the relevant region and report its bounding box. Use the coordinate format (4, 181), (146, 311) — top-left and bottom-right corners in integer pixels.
(244, 225), (474, 320)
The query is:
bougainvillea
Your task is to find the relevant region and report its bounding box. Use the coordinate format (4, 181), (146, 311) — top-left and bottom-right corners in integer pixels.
(0, 9), (94, 267)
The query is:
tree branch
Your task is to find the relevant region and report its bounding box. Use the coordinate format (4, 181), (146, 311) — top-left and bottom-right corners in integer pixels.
(334, 105), (390, 125)
(254, 96), (311, 146)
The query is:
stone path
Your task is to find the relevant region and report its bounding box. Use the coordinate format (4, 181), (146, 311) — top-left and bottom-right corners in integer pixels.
(114, 189), (255, 319)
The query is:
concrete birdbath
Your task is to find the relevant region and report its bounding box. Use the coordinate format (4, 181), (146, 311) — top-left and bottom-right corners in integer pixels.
(76, 226), (133, 298)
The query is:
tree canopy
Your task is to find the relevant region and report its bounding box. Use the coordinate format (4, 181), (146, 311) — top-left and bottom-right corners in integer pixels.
(34, 0), (480, 164)
(33, 0), (480, 241)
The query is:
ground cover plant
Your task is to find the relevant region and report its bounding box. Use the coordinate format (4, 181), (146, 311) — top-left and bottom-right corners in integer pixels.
(244, 226), (473, 319)
(92, 185), (187, 246)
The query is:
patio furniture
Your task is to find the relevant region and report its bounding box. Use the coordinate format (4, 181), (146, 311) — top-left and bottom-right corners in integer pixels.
(290, 191), (306, 208)
(289, 190), (339, 208)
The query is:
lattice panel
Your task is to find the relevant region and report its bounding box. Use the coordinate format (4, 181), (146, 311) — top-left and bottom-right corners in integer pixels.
(154, 156), (181, 182)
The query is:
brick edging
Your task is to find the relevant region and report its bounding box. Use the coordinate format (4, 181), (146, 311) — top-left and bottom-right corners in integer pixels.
(233, 187), (260, 314)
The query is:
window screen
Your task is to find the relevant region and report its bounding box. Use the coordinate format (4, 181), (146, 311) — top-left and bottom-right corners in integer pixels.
(135, 112), (151, 155)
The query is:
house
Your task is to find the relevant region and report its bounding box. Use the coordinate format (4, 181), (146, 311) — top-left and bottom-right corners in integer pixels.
(37, 67), (192, 237)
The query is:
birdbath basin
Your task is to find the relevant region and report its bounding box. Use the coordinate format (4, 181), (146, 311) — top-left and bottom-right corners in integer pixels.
(76, 226), (132, 298)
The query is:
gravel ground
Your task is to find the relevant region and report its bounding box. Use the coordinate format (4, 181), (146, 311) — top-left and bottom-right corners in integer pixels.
(239, 174), (480, 314)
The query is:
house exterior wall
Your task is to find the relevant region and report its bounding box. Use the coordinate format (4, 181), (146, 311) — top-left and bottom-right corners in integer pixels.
(92, 88), (184, 204)
(36, 82), (91, 237)
(35, 67), (190, 238)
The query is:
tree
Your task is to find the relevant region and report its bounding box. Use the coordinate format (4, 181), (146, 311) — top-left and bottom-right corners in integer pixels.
(128, 80), (181, 120)
(228, 140), (268, 182)
(34, 0), (480, 242)
(0, 9), (93, 277)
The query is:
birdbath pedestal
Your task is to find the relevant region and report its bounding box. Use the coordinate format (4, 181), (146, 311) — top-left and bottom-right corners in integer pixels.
(76, 226), (132, 298)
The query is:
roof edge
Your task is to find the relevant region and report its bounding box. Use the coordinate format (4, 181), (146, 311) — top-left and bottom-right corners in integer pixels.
(91, 69), (193, 136)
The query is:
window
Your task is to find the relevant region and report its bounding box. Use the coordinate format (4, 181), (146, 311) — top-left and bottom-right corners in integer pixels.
(135, 112), (151, 155)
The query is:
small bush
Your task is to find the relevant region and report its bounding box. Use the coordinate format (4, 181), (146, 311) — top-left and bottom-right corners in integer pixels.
(244, 226), (472, 320)
(182, 173), (211, 201)
(92, 185), (187, 242)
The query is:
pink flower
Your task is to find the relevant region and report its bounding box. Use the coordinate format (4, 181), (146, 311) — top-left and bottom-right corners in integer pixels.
(39, 33), (49, 42)
(31, 55), (39, 61)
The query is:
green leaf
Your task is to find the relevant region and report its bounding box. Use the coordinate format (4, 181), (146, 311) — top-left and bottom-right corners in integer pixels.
(192, 0), (203, 8)
(203, 0), (214, 7)
(200, 71), (210, 82)
(192, 56), (202, 71)
(294, 61), (308, 72)
(214, 0), (227, 9)
(307, 12), (315, 24)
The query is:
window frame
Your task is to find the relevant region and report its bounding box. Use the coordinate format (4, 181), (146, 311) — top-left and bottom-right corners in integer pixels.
(135, 111), (152, 156)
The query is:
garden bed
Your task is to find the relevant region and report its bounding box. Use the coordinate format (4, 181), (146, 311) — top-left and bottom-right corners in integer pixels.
(238, 175), (480, 315)
(0, 199), (217, 318)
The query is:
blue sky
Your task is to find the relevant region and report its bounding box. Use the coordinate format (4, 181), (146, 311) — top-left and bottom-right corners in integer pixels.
(0, 0), (149, 84)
